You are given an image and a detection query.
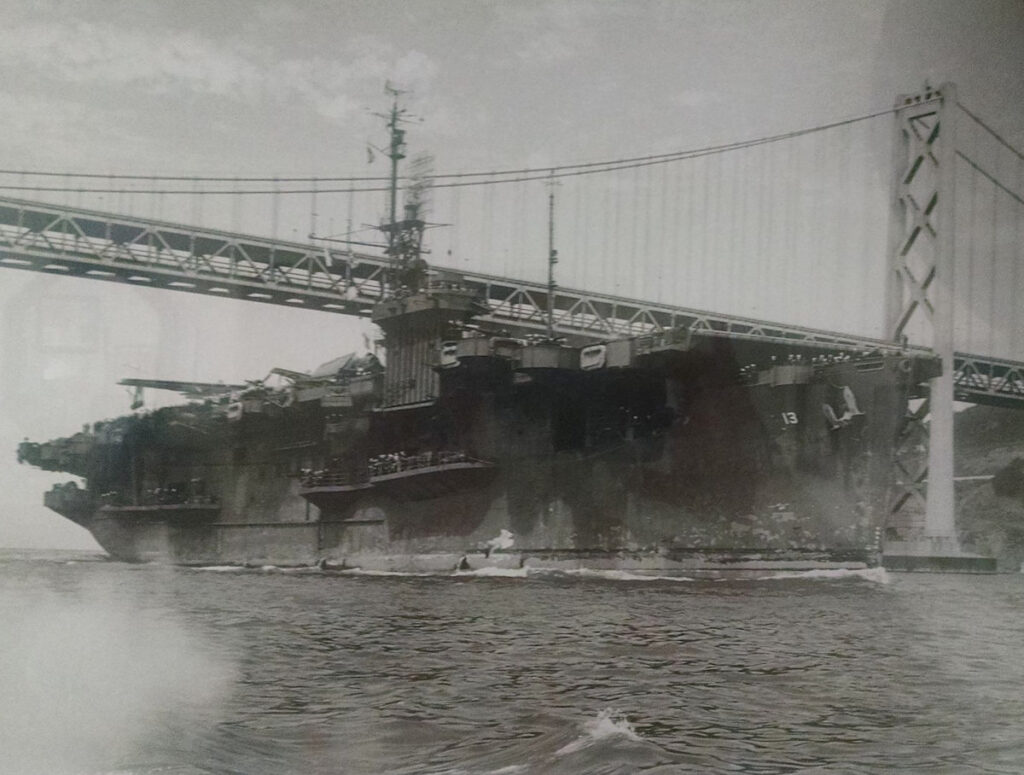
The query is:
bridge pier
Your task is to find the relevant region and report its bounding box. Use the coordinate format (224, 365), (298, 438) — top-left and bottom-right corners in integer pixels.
(884, 82), (994, 572)
(923, 80), (958, 546)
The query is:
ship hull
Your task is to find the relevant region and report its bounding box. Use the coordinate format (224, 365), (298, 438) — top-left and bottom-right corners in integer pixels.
(80, 463), (880, 573)
(41, 348), (924, 575)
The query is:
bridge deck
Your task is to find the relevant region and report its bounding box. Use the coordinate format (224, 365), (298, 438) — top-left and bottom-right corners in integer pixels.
(1, 195), (1020, 406)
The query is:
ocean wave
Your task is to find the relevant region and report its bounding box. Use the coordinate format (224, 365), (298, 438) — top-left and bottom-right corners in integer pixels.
(455, 566), (696, 582)
(755, 566), (891, 584)
(190, 564), (321, 575)
(558, 568), (695, 582)
(336, 567), (441, 577)
(257, 565), (321, 574)
(455, 566), (530, 578)
(90, 767), (216, 774)
(555, 709), (642, 756)
(190, 565), (247, 573)
(337, 565), (692, 581)
(189, 562), (885, 584)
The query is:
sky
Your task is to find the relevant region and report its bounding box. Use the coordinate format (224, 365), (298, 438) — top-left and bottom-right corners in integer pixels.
(1, 0), (1022, 549)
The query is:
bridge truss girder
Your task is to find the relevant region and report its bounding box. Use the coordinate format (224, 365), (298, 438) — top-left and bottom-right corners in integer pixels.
(0, 194), (918, 352)
(0, 196), (384, 315)
(953, 354), (1024, 408)
(1, 192), (1022, 412)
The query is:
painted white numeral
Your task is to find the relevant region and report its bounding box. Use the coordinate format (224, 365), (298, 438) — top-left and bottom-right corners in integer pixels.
(781, 411), (799, 425)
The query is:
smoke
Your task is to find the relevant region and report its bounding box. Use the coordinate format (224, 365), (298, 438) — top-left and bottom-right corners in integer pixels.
(0, 578), (236, 774)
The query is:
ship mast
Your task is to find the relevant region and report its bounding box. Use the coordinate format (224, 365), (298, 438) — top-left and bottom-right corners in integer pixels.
(546, 172), (559, 340)
(376, 84), (428, 295)
(384, 84), (405, 258)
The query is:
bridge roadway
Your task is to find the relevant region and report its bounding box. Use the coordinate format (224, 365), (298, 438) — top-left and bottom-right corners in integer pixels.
(0, 195), (1021, 408)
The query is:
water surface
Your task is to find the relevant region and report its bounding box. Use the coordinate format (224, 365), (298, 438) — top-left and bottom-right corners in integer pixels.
(2, 548), (1022, 774)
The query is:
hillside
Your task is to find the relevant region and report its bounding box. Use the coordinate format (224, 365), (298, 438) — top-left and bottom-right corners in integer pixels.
(953, 405), (1024, 566)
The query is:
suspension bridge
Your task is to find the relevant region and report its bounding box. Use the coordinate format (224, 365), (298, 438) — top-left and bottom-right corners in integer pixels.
(1, 83), (1022, 560)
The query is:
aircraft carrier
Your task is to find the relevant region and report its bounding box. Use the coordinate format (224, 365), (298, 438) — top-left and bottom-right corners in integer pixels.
(16, 97), (937, 574)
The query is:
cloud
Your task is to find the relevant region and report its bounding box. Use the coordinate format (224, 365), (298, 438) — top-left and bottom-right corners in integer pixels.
(496, 0), (626, 67)
(0, 21), (439, 125)
(0, 21), (260, 96)
(0, 89), (153, 168)
(392, 50), (440, 96)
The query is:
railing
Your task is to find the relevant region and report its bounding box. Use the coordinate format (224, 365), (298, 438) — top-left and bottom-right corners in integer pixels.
(301, 451), (486, 488)
(369, 450), (479, 476)
(299, 469), (369, 488)
(98, 490), (219, 507)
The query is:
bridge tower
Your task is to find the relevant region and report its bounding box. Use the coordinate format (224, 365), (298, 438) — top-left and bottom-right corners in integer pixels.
(886, 83), (959, 555)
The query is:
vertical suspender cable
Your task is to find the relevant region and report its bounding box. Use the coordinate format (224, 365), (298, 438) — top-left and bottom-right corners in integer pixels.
(600, 184), (610, 292)
(786, 138), (798, 319)
(966, 131), (978, 351)
(482, 175), (493, 276)
(637, 165), (647, 298)
(310, 177), (318, 239)
(714, 150), (722, 305)
(1016, 158), (1023, 359)
(272, 176), (280, 239)
(638, 162), (647, 298)
(683, 153), (693, 302)
(836, 123), (849, 334)
(232, 178), (241, 232)
(632, 165), (641, 298)
(699, 154), (709, 302)
(581, 175), (591, 296)
(765, 140), (776, 319)
(571, 176), (581, 295)
(756, 140), (767, 318)
(815, 128), (826, 328)
(657, 161), (667, 298)
(729, 147), (739, 312)
(735, 146), (744, 312)
(546, 170), (556, 339)
(667, 154), (680, 302)
(611, 168), (622, 293)
(198, 177), (205, 226)
(513, 176), (525, 278)
(717, 150), (728, 310)
(451, 185), (460, 267)
(989, 151), (999, 357)
(269, 177), (279, 282)
(734, 147), (744, 313)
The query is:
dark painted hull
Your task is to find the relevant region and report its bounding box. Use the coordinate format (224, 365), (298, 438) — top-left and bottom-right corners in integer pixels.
(34, 347), (921, 574)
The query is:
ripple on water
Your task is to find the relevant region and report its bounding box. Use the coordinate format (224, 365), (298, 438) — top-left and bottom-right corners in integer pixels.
(4, 551), (1024, 774)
